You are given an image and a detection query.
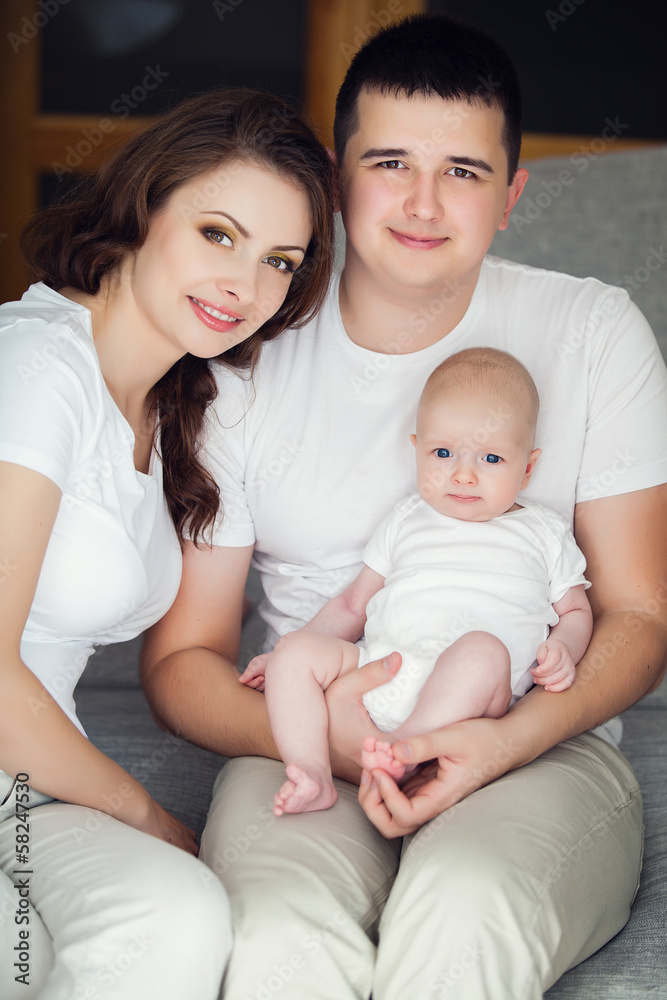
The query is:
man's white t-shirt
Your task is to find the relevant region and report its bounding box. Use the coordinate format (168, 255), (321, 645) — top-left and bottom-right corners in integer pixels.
(203, 257), (667, 742)
(359, 495), (589, 731)
(0, 284), (182, 734)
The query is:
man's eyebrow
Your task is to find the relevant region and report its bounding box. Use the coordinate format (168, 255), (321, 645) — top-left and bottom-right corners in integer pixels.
(359, 147), (409, 160)
(359, 148), (495, 175)
(448, 155), (495, 175)
(205, 211), (250, 238)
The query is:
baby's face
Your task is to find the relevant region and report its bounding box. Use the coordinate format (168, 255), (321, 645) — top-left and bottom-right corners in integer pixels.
(411, 388), (540, 522)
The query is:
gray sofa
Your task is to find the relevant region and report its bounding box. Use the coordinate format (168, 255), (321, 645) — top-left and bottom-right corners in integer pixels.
(75, 146), (667, 998)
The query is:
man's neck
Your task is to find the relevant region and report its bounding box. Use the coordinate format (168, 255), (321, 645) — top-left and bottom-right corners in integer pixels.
(338, 255), (479, 355)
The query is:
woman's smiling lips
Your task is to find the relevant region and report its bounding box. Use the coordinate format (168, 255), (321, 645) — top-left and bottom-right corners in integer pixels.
(188, 295), (244, 333)
(389, 229), (449, 250)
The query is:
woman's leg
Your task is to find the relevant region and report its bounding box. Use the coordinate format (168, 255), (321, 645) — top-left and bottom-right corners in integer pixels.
(201, 756), (402, 999)
(373, 733), (642, 1000)
(0, 798), (232, 1000)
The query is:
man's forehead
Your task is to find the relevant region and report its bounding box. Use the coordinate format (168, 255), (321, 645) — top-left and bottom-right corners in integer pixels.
(351, 87), (505, 155)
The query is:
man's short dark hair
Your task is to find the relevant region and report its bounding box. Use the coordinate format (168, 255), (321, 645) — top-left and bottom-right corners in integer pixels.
(333, 14), (522, 183)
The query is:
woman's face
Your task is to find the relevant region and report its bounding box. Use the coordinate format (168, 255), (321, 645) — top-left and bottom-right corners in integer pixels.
(127, 160), (312, 360)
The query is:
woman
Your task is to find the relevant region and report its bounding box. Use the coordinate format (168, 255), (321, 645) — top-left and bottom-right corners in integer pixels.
(0, 88), (334, 999)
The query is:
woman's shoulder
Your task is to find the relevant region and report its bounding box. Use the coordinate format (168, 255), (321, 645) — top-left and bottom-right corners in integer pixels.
(0, 284), (100, 389)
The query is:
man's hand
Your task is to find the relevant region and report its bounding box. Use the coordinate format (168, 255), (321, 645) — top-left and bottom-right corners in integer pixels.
(532, 639), (576, 692)
(358, 716), (522, 837)
(325, 651), (402, 784)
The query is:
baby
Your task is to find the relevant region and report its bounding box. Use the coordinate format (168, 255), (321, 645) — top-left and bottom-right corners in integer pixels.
(240, 348), (593, 815)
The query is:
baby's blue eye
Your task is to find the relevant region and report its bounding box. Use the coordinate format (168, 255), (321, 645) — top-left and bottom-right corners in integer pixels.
(483, 454), (502, 464)
(435, 448), (452, 459)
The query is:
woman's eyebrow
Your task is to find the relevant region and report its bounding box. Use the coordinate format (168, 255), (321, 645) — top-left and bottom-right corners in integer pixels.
(206, 211), (250, 238)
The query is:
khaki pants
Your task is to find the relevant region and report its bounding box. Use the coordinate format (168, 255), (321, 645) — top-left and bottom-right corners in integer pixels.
(201, 733), (642, 1000)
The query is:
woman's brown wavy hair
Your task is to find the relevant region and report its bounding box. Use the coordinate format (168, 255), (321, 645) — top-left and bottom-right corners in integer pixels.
(20, 89), (335, 543)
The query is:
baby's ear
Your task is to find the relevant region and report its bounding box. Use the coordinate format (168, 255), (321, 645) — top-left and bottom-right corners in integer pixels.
(410, 433), (417, 448)
(521, 447), (541, 488)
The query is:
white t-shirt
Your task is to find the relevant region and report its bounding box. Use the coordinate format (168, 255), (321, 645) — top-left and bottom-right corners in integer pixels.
(360, 495), (589, 731)
(203, 257), (667, 742)
(0, 283), (182, 734)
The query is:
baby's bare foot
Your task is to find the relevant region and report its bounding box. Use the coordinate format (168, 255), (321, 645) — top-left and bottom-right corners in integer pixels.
(361, 736), (407, 781)
(273, 764), (338, 816)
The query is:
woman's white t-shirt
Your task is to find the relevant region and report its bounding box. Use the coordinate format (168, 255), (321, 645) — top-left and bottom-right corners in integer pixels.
(0, 283), (182, 734)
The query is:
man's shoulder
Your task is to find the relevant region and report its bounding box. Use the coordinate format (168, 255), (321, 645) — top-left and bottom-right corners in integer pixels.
(482, 254), (622, 298)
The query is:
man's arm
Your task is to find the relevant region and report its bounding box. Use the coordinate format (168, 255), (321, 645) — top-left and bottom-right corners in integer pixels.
(141, 541), (400, 779)
(359, 485), (667, 836)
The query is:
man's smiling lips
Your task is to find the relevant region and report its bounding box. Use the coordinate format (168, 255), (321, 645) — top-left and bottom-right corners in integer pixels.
(389, 228), (449, 250)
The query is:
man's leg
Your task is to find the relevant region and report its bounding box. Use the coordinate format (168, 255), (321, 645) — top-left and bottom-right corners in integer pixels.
(373, 733), (642, 1000)
(201, 756), (402, 999)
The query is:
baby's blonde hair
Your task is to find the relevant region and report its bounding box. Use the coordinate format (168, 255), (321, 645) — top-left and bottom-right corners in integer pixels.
(420, 347), (540, 435)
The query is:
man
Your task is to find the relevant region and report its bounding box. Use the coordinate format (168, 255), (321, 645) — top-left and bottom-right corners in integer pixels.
(142, 14), (667, 999)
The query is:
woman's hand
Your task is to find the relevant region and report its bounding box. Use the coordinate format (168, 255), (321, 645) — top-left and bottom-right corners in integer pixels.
(325, 651), (402, 783)
(131, 795), (200, 855)
(358, 716), (522, 837)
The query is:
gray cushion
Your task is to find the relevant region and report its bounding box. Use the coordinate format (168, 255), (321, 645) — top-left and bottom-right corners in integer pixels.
(491, 146), (667, 360)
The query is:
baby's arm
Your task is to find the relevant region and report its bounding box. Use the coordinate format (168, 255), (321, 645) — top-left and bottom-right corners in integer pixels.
(532, 584), (593, 692)
(303, 564), (386, 640)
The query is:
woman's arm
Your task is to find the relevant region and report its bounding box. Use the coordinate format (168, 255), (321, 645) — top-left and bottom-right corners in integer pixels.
(140, 540), (279, 758)
(0, 461), (197, 852)
(359, 485), (667, 836)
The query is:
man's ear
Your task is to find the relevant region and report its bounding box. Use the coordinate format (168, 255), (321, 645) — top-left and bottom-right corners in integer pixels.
(327, 147), (341, 213)
(410, 433), (417, 448)
(498, 167), (529, 231)
(521, 447), (541, 489)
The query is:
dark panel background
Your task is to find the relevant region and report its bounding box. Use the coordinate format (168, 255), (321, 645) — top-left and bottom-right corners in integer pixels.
(428, 0), (667, 139)
(42, 0), (307, 115)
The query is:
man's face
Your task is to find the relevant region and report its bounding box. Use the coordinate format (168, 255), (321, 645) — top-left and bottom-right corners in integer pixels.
(337, 89), (527, 301)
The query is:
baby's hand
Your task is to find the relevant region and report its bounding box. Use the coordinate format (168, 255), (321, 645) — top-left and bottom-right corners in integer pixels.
(239, 653), (270, 691)
(532, 640), (576, 692)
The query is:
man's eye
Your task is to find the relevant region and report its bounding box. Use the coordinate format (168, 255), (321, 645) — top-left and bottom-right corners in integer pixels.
(435, 448), (452, 458)
(378, 160), (405, 169)
(446, 166), (476, 180)
(204, 228), (233, 247)
(483, 454), (502, 464)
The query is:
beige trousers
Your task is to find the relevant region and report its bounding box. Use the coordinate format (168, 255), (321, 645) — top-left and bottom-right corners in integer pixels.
(201, 733), (642, 1000)
(0, 780), (231, 1000)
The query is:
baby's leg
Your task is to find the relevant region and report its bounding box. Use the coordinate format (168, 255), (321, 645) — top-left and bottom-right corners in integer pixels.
(265, 631), (360, 815)
(362, 632), (511, 780)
